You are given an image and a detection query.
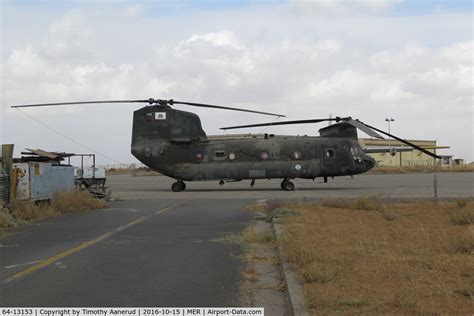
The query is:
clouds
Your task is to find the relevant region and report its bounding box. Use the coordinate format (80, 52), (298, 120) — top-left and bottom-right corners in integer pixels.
(1, 1), (473, 163)
(288, 0), (402, 17)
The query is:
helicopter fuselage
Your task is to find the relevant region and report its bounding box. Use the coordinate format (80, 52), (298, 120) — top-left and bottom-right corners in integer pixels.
(130, 106), (375, 185)
(132, 135), (375, 181)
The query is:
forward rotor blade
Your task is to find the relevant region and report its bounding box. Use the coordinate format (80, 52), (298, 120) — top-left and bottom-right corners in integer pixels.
(221, 118), (335, 130)
(172, 100), (285, 117)
(345, 118), (384, 139)
(11, 98), (284, 117)
(11, 100), (152, 108)
(360, 121), (441, 159)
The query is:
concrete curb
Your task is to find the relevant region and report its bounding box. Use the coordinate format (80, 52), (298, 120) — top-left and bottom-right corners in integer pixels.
(273, 221), (310, 316)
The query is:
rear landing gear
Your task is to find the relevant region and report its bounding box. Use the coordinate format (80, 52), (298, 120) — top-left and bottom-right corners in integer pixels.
(171, 180), (186, 192)
(281, 179), (295, 191)
(250, 179), (255, 188)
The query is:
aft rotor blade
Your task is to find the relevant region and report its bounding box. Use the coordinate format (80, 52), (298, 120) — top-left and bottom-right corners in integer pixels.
(345, 118), (384, 139)
(171, 100), (285, 117)
(221, 118), (335, 130)
(10, 99), (152, 108)
(360, 121), (442, 159)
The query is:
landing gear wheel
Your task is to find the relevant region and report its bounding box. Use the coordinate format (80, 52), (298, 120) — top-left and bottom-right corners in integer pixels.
(281, 180), (295, 191)
(171, 181), (186, 192)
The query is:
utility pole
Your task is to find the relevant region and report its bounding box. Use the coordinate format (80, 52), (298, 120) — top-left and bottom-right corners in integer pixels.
(385, 118), (395, 166)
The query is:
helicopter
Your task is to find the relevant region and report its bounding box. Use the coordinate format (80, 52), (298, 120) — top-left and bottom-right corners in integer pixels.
(11, 98), (441, 191)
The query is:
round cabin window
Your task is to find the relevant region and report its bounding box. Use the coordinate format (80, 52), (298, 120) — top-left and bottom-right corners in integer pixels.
(325, 148), (335, 159)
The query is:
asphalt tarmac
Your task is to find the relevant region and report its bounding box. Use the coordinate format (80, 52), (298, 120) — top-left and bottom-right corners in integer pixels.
(1, 172), (472, 308)
(108, 172), (474, 200)
(0, 199), (250, 306)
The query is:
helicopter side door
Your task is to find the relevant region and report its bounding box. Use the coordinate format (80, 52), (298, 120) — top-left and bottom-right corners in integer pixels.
(322, 145), (338, 175)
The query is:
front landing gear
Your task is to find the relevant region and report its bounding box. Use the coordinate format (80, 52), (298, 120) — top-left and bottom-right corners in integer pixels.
(281, 179), (295, 191)
(171, 180), (186, 192)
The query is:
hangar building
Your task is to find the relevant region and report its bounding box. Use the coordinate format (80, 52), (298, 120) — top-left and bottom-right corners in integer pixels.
(359, 138), (450, 167)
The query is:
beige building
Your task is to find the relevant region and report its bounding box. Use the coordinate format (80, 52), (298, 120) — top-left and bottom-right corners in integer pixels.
(358, 138), (446, 167)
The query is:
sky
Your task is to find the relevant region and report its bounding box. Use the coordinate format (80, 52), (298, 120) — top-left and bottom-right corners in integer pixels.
(1, 0), (473, 166)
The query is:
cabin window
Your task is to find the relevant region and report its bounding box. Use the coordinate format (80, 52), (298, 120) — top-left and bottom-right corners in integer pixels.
(293, 151), (302, 159)
(325, 148), (336, 159)
(214, 151), (226, 160)
(195, 153), (204, 162)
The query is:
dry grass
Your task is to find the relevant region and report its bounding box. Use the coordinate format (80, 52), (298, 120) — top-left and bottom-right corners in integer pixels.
(0, 191), (106, 237)
(0, 204), (16, 231)
(243, 226), (276, 244)
(280, 199), (474, 314)
(51, 190), (106, 213)
(11, 200), (57, 222)
(370, 164), (474, 173)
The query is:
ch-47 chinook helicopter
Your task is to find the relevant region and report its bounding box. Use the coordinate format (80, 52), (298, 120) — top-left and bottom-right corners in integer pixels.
(12, 98), (441, 192)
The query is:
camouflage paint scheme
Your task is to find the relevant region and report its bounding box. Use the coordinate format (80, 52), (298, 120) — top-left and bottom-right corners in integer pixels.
(131, 106), (375, 182)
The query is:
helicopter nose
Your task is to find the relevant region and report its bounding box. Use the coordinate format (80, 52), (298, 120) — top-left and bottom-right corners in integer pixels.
(364, 156), (376, 171)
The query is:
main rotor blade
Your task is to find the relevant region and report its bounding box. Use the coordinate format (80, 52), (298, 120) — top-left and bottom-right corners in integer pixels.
(171, 100), (285, 117)
(11, 98), (285, 117)
(11, 99), (152, 108)
(360, 121), (441, 159)
(221, 118), (335, 130)
(345, 118), (384, 139)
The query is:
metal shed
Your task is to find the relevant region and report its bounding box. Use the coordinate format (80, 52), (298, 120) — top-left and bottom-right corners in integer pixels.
(12, 162), (74, 201)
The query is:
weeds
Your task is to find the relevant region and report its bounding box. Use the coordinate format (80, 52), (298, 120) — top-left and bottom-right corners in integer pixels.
(452, 233), (474, 254)
(321, 198), (352, 209)
(1, 190), (106, 230)
(450, 209), (474, 225)
(11, 200), (57, 221)
(455, 198), (470, 208)
(52, 190), (105, 212)
(280, 200), (474, 314)
(265, 199), (287, 213)
(301, 267), (336, 284)
(353, 197), (384, 211)
(0, 206), (15, 227)
(243, 227), (275, 244)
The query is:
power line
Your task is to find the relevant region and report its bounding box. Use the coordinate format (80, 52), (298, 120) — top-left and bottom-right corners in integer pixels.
(15, 108), (127, 166)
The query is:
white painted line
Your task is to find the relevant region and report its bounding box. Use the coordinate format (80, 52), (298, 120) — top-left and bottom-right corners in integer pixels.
(101, 208), (138, 212)
(0, 244), (19, 248)
(55, 262), (67, 269)
(4, 260), (44, 269)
